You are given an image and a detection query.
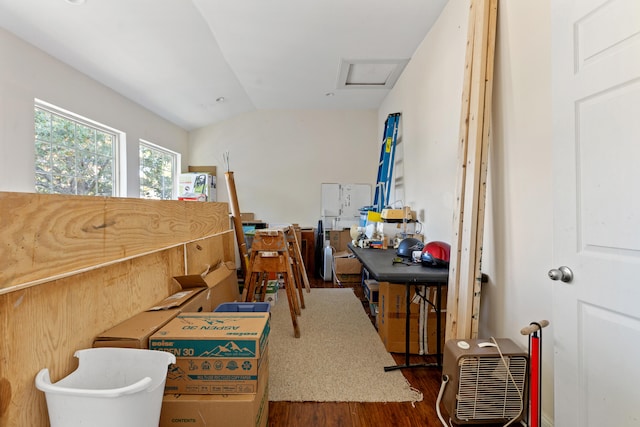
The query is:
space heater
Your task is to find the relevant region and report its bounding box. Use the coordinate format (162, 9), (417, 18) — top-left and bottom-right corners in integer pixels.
(441, 339), (528, 425)
(322, 242), (333, 281)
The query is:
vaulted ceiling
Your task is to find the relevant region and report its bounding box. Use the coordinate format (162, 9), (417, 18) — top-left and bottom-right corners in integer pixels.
(0, 0), (448, 130)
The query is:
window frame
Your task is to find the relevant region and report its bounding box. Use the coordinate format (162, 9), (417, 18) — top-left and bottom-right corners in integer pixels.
(34, 99), (126, 197)
(138, 139), (180, 200)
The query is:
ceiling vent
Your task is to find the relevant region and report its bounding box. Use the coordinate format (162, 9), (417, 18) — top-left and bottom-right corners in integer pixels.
(337, 58), (409, 90)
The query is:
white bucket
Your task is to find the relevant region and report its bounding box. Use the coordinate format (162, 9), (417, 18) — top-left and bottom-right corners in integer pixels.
(35, 347), (175, 427)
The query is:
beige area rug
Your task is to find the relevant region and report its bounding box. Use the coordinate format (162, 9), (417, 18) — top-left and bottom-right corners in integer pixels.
(268, 287), (422, 403)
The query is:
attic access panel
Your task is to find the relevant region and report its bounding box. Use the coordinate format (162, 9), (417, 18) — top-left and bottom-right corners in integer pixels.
(336, 59), (409, 89)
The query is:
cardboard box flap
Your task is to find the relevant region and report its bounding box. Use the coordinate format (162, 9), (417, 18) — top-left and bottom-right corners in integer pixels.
(94, 310), (179, 346)
(201, 261), (236, 286)
(173, 261), (236, 289)
(333, 250), (352, 259)
(171, 262), (240, 311)
(148, 287), (206, 311)
(206, 261), (241, 307)
(173, 274), (211, 288)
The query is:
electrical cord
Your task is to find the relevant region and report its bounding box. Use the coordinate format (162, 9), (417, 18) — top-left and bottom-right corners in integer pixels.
(412, 285), (436, 311)
(490, 337), (525, 427)
(435, 375), (453, 427)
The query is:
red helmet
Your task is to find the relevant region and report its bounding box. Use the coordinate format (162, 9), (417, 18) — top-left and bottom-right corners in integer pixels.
(421, 241), (451, 268)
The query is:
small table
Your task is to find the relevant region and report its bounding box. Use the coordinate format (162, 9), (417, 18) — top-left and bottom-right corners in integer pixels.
(348, 243), (449, 371)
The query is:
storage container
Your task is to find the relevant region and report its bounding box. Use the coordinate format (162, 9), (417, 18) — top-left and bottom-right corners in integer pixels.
(214, 302), (271, 312)
(35, 347), (175, 427)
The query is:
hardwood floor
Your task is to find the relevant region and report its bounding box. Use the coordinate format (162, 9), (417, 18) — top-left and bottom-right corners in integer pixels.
(267, 276), (513, 427)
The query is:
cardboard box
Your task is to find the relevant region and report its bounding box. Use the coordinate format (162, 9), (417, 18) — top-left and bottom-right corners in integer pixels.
(363, 279), (379, 303)
(93, 262), (239, 349)
(255, 280), (279, 306)
(176, 261), (240, 311)
(328, 229), (351, 252)
(166, 348), (268, 394)
(188, 165), (216, 175)
(93, 310), (184, 349)
(148, 286), (212, 312)
(377, 282), (446, 355)
(160, 358), (269, 427)
(332, 252), (362, 285)
(93, 284), (211, 349)
(150, 312), (270, 394)
(370, 302), (379, 326)
(150, 312), (270, 359)
(178, 172), (216, 202)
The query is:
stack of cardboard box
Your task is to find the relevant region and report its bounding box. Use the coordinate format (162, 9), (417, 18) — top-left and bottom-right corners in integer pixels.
(151, 312), (270, 427)
(93, 262), (269, 426)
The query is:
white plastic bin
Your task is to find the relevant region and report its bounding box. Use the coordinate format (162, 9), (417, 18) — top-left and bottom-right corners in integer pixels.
(35, 347), (175, 427)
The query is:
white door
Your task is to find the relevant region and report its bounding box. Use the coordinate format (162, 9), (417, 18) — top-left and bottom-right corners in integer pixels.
(551, 0), (640, 425)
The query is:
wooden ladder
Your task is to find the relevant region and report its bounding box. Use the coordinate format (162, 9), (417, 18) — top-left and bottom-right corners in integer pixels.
(243, 226), (309, 338)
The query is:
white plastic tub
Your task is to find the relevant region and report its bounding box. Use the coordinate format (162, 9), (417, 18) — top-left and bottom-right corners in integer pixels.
(35, 347), (175, 427)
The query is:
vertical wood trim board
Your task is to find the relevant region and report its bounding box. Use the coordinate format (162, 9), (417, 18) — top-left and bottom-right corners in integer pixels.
(470, 0), (498, 338)
(446, 0), (498, 341)
(446, 0), (478, 346)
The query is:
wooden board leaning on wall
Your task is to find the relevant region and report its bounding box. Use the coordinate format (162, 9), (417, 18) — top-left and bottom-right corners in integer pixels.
(446, 0), (498, 341)
(0, 192), (236, 426)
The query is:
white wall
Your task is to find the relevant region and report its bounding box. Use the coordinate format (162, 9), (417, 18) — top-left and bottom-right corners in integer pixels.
(378, 0), (468, 242)
(0, 28), (188, 197)
(486, 2), (554, 424)
(188, 109), (378, 227)
(379, 0), (555, 425)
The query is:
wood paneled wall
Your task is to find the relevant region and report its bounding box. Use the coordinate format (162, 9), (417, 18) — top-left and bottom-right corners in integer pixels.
(0, 192), (235, 426)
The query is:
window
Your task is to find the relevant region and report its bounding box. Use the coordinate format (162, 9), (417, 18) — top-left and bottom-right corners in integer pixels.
(34, 102), (119, 196)
(139, 140), (178, 200)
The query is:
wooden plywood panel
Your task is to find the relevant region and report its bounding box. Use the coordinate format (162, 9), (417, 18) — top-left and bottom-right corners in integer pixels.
(0, 192), (229, 293)
(185, 231), (236, 275)
(0, 193), (236, 426)
(0, 246), (184, 427)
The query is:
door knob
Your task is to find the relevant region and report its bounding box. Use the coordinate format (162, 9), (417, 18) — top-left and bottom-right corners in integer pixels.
(548, 266), (573, 283)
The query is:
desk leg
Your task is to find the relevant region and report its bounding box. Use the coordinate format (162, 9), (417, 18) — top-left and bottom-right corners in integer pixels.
(404, 281), (411, 366)
(384, 283), (439, 372)
(436, 282), (442, 367)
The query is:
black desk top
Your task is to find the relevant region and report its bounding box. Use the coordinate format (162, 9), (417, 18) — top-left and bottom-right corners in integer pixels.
(348, 243), (449, 284)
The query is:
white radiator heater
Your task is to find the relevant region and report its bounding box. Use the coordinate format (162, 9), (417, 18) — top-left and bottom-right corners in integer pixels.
(441, 339), (528, 425)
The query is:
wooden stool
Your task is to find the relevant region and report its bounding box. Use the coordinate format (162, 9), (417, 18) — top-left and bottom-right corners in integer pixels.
(244, 228), (302, 338)
(285, 227), (311, 293)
